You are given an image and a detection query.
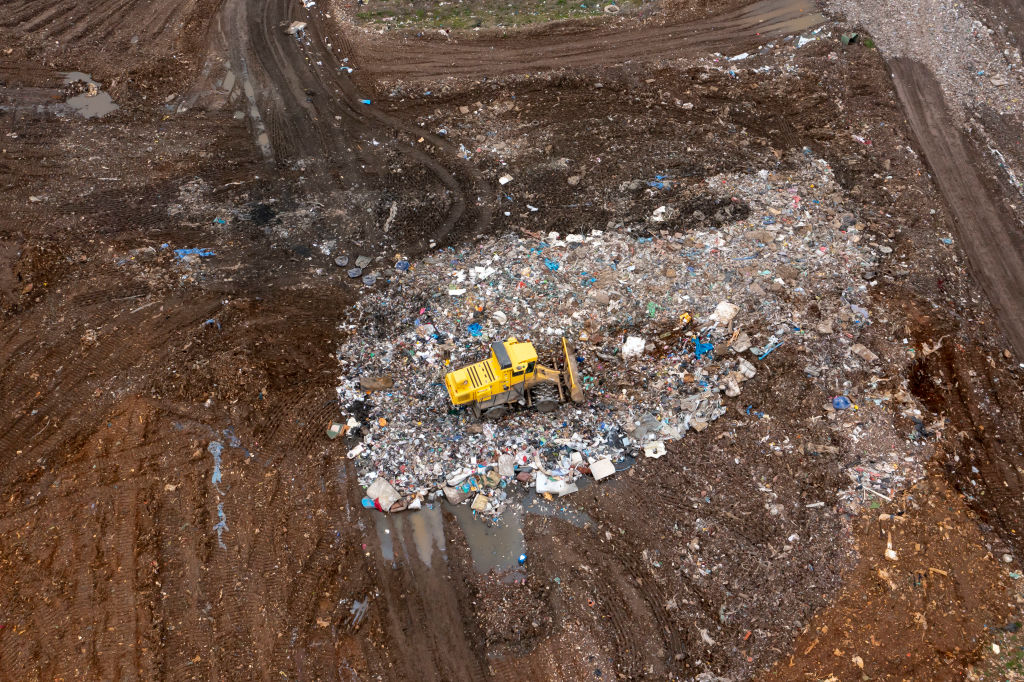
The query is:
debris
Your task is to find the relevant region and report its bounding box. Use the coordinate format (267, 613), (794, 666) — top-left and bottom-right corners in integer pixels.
(590, 458), (616, 480)
(285, 20), (307, 34)
(730, 331), (751, 353)
(921, 335), (948, 357)
(366, 477), (401, 512)
(621, 336), (646, 358)
(884, 532), (898, 561)
(709, 300), (739, 325)
(643, 441), (666, 458)
(174, 247), (215, 260)
(850, 343), (879, 363)
(832, 396), (852, 410)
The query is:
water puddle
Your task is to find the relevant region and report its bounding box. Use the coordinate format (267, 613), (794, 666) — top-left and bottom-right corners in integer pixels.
(407, 504), (446, 566)
(373, 512), (396, 563)
(369, 473), (622, 581)
(62, 72), (119, 118)
(446, 500), (525, 581)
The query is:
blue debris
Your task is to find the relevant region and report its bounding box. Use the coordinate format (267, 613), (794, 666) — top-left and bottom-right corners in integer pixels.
(468, 323), (483, 337)
(759, 340), (784, 359)
(174, 248), (215, 260)
(208, 441), (224, 489)
(204, 318), (221, 330)
(359, 98), (371, 104)
(213, 217), (226, 225)
(395, 260), (410, 272)
(213, 503), (229, 549)
(544, 258), (560, 271)
(694, 338), (714, 360)
(832, 396), (852, 410)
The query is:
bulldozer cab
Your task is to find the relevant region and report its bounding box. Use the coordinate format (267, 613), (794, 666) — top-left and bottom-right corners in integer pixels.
(494, 339), (537, 378)
(445, 338), (537, 406)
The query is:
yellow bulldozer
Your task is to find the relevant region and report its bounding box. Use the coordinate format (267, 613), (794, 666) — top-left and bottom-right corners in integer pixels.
(444, 337), (584, 419)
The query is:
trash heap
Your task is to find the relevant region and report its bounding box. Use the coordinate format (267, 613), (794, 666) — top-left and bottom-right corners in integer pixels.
(336, 158), (881, 517)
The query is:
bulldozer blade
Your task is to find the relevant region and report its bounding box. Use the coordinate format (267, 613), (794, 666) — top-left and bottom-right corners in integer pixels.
(561, 337), (585, 403)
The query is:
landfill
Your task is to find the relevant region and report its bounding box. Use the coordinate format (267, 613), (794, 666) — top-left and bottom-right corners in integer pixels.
(338, 155), (905, 516)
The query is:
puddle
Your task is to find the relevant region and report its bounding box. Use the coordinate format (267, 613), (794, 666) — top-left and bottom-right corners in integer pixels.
(406, 504), (446, 566)
(369, 471), (621, 580)
(373, 513), (396, 563)
(62, 72), (119, 118)
(373, 503), (447, 568)
(446, 500), (525, 581)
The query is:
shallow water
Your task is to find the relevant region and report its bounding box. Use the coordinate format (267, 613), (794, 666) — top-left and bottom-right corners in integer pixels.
(62, 72), (119, 118)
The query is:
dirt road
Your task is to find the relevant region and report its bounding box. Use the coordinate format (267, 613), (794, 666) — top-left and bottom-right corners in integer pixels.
(359, 0), (824, 80)
(207, 0), (492, 248)
(891, 58), (1024, 360)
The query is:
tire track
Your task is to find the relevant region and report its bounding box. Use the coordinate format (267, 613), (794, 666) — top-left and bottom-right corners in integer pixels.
(891, 58), (1024, 358)
(359, 0), (824, 81)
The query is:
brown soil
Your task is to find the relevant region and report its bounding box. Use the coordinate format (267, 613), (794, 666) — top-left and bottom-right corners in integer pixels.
(356, 0), (824, 82)
(3, 0), (1024, 679)
(765, 474), (1015, 681)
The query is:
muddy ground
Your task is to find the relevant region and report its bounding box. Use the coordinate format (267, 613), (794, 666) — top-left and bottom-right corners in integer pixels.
(2, 0), (1024, 679)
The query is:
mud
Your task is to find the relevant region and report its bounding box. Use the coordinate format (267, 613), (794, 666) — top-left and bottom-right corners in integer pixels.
(3, 0), (1024, 679)
(358, 0), (825, 81)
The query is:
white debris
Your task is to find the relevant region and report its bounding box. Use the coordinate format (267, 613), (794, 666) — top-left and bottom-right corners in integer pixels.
(643, 441), (666, 459)
(621, 336), (646, 358)
(590, 458), (616, 481)
(366, 477), (400, 511)
(710, 301), (739, 325)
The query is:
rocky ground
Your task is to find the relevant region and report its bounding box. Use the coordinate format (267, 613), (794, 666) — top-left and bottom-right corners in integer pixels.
(2, 0), (1024, 679)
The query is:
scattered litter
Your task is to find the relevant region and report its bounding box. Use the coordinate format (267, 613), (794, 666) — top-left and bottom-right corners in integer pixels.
(174, 247), (215, 260)
(332, 157), (901, 519)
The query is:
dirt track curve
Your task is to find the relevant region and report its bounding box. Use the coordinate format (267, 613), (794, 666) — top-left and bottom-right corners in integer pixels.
(892, 58), (1024, 359)
(211, 0), (493, 246)
(360, 0), (824, 80)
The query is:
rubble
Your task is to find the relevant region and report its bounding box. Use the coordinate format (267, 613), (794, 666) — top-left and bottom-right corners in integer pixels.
(333, 155), (924, 518)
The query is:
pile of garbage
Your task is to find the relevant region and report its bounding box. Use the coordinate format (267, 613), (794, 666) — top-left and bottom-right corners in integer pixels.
(336, 157), (882, 517)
